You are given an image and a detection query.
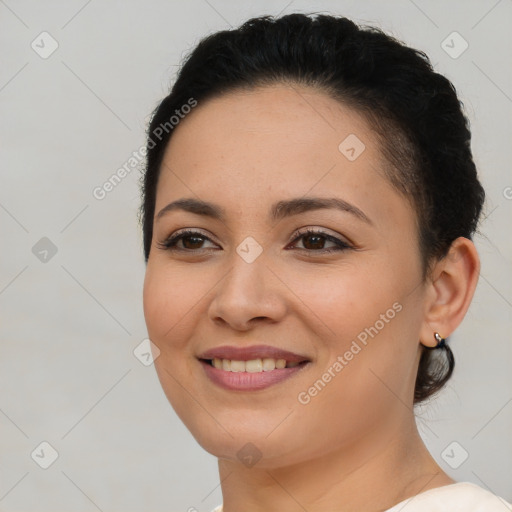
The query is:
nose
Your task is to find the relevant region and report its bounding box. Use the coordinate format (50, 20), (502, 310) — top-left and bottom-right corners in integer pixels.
(207, 252), (288, 331)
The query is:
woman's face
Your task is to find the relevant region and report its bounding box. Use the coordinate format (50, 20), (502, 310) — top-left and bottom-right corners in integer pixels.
(143, 84), (428, 467)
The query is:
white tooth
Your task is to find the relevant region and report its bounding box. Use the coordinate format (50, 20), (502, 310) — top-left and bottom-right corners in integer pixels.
(245, 359), (263, 373)
(230, 360), (246, 372)
(217, 357), (295, 371)
(262, 358), (276, 371)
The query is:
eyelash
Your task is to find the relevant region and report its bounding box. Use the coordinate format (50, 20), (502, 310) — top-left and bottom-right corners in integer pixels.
(156, 228), (352, 255)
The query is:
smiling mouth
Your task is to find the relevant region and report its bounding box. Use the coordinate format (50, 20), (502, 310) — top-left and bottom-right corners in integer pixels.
(201, 357), (309, 372)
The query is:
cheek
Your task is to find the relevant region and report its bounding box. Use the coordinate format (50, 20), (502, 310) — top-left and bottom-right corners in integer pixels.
(142, 262), (207, 423)
(282, 258), (398, 344)
(142, 261), (209, 349)
(288, 260), (418, 406)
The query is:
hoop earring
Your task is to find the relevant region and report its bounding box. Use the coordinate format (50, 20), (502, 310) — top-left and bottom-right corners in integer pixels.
(433, 332), (446, 349)
(425, 332), (446, 350)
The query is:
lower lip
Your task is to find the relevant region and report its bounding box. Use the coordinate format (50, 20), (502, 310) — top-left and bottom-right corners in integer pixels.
(199, 360), (310, 391)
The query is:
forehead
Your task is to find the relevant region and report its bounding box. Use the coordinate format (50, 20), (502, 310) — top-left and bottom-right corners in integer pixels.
(163, 84), (375, 169)
(155, 84), (412, 231)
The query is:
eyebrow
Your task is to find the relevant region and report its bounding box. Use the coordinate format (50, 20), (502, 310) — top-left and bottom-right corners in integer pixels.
(156, 196), (372, 225)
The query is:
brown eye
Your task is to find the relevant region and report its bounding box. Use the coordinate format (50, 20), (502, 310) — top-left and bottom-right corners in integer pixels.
(289, 229), (351, 254)
(301, 233), (327, 250)
(157, 230), (218, 252)
(180, 234), (206, 250)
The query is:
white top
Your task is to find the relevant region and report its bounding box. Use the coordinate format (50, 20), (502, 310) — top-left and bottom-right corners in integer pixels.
(210, 481), (512, 512)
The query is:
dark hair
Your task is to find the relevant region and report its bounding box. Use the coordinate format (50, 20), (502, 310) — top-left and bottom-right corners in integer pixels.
(139, 13), (485, 405)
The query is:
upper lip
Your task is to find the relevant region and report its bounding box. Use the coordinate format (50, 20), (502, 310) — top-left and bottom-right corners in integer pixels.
(198, 344), (310, 363)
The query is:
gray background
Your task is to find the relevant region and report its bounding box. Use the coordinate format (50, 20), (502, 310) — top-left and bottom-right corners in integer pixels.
(1, 1), (511, 511)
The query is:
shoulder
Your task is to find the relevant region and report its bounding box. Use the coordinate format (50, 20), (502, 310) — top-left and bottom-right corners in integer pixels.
(385, 482), (512, 512)
(210, 483), (511, 512)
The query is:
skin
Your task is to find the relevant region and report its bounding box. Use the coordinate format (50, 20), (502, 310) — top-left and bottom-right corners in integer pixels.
(143, 84), (480, 512)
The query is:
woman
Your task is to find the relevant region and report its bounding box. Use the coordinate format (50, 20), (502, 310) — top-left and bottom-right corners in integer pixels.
(139, 13), (511, 512)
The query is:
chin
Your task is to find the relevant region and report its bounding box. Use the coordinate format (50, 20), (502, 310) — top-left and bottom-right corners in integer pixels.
(181, 415), (316, 469)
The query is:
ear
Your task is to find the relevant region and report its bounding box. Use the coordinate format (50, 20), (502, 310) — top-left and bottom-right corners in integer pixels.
(419, 237), (480, 348)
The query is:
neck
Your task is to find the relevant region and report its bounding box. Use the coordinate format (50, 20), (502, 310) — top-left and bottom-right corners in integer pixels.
(217, 415), (455, 512)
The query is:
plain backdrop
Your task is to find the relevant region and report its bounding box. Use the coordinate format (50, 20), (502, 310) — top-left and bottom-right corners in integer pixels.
(1, 1), (511, 511)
